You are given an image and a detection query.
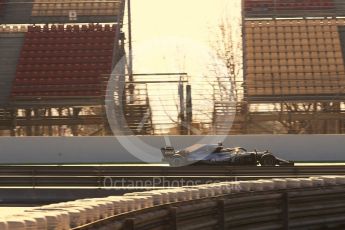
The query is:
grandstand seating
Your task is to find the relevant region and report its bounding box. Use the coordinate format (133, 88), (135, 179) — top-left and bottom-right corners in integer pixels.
(245, 0), (334, 12)
(0, 0), (5, 15)
(10, 24), (116, 99)
(31, 0), (121, 17)
(244, 18), (345, 98)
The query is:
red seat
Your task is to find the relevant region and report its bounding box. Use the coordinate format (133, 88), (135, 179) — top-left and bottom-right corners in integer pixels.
(71, 25), (78, 32)
(104, 24), (111, 32)
(57, 25), (64, 31)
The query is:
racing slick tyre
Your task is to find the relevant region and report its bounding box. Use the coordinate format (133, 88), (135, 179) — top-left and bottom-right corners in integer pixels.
(260, 154), (277, 166)
(169, 154), (186, 167)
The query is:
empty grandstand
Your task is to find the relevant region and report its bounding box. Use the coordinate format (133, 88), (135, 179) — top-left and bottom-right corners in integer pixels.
(0, 0), (121, 24)
(240, 0), (345, 134)
(245, 19), (345, 100)
(244, 0), (341, 18)
(0, 0), (135, 136)
(12, 24), (115, 99)
(31, 0), (121, 17)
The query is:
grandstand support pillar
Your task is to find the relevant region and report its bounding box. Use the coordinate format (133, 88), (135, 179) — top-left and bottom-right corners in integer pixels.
(71, 108), (81, 136)
(321, 102), (328, 134)
(48, 108), (53, 136)
(25, 109), (32, 136)
(332, 102), (341, 134)
(186, 84), (192, 135)
(58, 108), (63, 136)
(102, 105), (112, 136)
(10, 108), (17, 136)
(340, 120), (344, 134)
(179, 82), (186, 134)
(33, 109), (41, 136)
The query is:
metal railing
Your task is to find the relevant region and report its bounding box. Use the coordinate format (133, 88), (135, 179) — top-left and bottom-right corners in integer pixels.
(2, 165), (345, 187)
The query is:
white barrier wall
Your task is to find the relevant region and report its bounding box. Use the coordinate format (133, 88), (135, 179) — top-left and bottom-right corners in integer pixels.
(0, 135), (344, 164)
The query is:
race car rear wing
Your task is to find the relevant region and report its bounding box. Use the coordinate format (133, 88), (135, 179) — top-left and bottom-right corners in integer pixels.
(160, 146), (175, 156)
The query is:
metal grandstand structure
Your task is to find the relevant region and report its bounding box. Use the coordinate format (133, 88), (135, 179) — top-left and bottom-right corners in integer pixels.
(1, 0), (345, 136)
(241, 0), (345, 134)
(0, 0), (133, 136)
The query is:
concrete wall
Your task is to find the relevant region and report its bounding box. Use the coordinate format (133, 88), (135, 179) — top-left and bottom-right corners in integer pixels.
(0, 135), (344, 164)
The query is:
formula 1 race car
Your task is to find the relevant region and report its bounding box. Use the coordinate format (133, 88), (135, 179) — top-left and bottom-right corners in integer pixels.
(161, 143), (294, 167)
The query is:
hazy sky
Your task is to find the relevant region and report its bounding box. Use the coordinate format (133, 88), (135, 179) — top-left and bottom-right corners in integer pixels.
(127, 0), (242, 74)
(123, 0), (242, 133)
(130, 0), (240, 44)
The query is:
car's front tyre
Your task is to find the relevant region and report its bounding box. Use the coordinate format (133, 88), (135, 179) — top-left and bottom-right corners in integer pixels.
(260, 154), (277, 166)
(169, 154), (186, 167)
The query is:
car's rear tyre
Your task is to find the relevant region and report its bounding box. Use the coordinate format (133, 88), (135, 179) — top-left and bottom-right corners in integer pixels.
(260, 154), (277, 166)
(169, 154), (186, 167)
